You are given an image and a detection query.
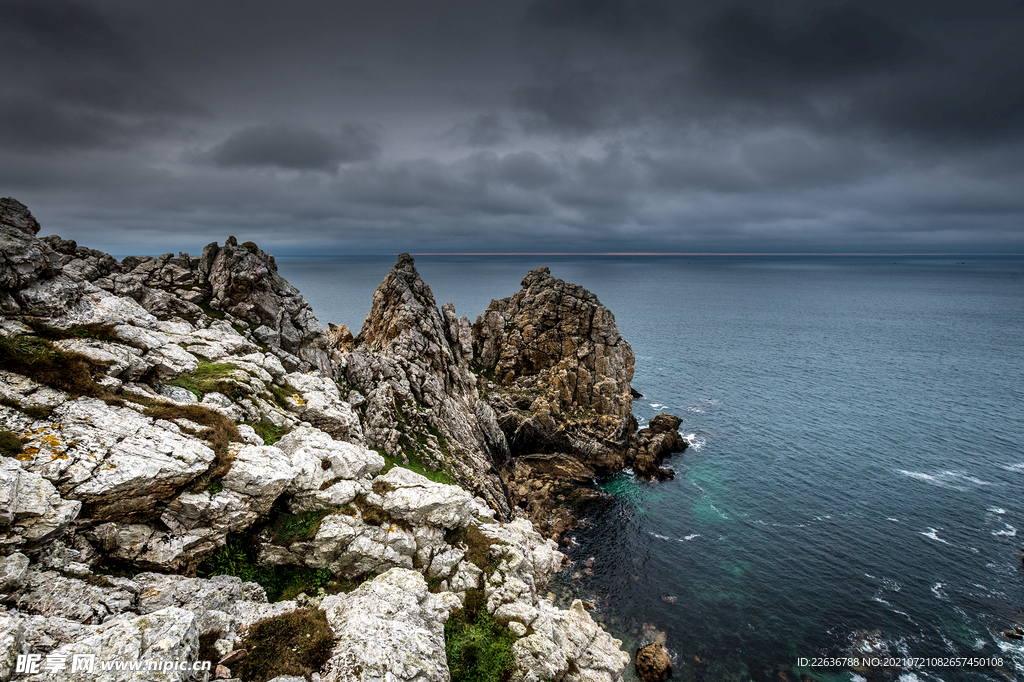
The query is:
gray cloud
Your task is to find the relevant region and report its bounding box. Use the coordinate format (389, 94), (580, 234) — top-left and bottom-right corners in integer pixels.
(205, 124), (379, 171)
(0, 0), (1021, 256)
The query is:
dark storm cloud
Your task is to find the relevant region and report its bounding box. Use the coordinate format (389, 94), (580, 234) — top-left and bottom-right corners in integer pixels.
(445, 114), (511, 147)
(1, 0), (1022, 255)
(205, 124), (379, 171)
(0, 1), (199, 153)
(696, 6), (920, 81)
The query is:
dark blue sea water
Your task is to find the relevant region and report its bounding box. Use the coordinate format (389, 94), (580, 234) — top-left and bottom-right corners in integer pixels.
(278, 255), (1024, 682)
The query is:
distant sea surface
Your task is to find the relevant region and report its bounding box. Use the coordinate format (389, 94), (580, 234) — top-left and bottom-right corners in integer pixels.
(278, 255), (1024, 682)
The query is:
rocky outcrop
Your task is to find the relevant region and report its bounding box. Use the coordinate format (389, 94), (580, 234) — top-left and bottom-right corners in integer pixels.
(628, 414), (687, 481)
(472, 266), (638, 471)
(345, 253), (511, 519)
(320, 568), (460, 682)
(0, 198), (84, 316)
(0, 200), (640, 682)
(635, 642), (673, 682)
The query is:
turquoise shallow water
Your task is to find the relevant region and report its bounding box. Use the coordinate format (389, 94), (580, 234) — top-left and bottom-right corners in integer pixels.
(279, 255), (1024, 682)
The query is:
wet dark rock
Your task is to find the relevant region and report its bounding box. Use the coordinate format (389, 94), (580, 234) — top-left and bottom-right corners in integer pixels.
(629, 413), (687, 481)
(636, 642), (673, 682)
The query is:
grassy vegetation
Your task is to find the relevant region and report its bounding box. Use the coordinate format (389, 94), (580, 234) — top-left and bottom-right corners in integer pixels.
(0, 430), (23, 457)
(24, 321), (119, 343)
(165, 360), (241, 400)
(143, 401), (240, 491)
(379, 448), (458, 486)
(445, 588), (516, 682)
(233, 608), (335, 682)
(0, 334), (108, 398)
(198, 532), (364, 603)
(245, 418), (288, 445)
(266, 383), (295, 410)
(266, 506), (336, 546)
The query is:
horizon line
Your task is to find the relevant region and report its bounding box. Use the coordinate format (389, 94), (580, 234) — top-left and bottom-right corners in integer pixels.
(405, 252), (1018, 256)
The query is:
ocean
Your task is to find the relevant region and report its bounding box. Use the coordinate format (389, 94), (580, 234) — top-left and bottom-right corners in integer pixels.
(278, 255), (1024, 682)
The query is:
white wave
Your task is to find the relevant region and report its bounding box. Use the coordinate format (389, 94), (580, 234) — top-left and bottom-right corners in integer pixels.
(682, 534), (700, 541)
(873, 596), (892, 606)
(922, 528), (950, 544)
(887, 517), (900, 522)
(988, 507), (1007, 514)
(649, 532), (671, 541)
(684, 433), (705, 449)
(932, 582), (947, 599)
(650, 403), (665, 409)
(897, 469), (992, 490)
(1001, 462), (1024, 472)
(897, 674), (922, 682)
(851, 676), (867, 682)
(709, 503), (729, 519)
(993, 524), (1017, 537)
(686, 406), (704, 413)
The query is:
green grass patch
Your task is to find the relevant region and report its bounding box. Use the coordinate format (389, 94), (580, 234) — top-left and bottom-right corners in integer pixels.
(267, 383), (294, 410)
(245, 418), (288, 445)
(0, 430), (24, 457)
(198, 534), (362, 603)
(233, 608), (335, 682)
(379, 449), (457, 486)
(165, 360), (241, 400)
(0, 334), (108, 398)
(445, 588), (516, 682)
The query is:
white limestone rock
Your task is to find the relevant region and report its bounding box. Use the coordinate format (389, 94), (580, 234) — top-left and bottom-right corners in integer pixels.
(0, 553), (30, 593)
(377, 467), (476, 530)
(13, 397), (215, 519)
(280, 373), (363, 443)
(22, 606), (201, 682)
(12, 570), (137, 625)
(276, 426), (383, 483)
(320, 568), (460, 682)
(511, 600), (629, 682)
(0, 458), (80, 554)
(0, 613), (24, 682)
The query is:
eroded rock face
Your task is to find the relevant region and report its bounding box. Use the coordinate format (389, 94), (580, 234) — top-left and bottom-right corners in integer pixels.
(0, 459), (80, 555)
(346, 254), (511, 519)
(472, 267), (638, 471)
(200, 237), (335, 375)
(0, 198), (83, 316)
(321, 568), (460, 682)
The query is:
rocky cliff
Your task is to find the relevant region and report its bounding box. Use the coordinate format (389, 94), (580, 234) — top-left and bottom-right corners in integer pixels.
(1, 200), (644, 682)
(472, 266), (637, 470)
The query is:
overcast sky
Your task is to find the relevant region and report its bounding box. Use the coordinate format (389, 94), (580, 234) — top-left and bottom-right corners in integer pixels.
(2, 0), (1022, 255)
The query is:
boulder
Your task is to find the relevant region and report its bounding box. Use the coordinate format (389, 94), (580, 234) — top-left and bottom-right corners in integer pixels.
(629, 413), (687, 481)
(635, 642), (673, 682)
(0, 458), (81, 554)
(320, 568), (460, 682)
(21, 606), (200, 682)
(377, 467), (477, 530)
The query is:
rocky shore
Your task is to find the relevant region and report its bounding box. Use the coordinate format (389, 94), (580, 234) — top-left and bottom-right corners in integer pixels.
(0, 198), (686, 682)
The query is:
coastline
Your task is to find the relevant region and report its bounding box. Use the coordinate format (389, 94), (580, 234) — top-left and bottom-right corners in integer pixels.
(0, 197), (685, 682)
